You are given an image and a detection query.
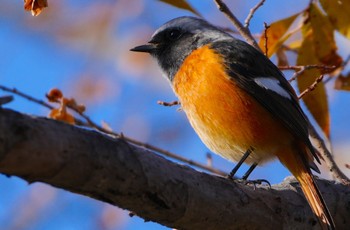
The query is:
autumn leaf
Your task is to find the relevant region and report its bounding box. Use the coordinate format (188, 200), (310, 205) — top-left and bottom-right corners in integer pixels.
(320, 0), (350, 39)
(46, 88), (86, 125)
(334, 74), (350, 91)
(297, 33), (330, 138)
(158, 0), (201, 16)
(287, 39), (302, 50)
(49, 107), (75, 125)
(308, 3), (342, 68)
(46, 88), (63, 102)
(259, 13), (299, 57)
(24, 0), (48, 16)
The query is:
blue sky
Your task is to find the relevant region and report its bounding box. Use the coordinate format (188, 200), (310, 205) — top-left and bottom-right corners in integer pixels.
(1, 0), (349, 229)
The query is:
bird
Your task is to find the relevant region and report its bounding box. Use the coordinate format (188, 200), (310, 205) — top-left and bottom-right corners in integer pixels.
(130, 16), (335, 229)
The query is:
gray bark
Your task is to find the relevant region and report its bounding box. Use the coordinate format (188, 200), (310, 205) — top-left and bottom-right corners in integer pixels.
(0, 108), (349, 230)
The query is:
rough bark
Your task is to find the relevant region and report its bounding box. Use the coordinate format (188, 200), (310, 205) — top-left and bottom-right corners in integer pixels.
(0, 108), (349, 230)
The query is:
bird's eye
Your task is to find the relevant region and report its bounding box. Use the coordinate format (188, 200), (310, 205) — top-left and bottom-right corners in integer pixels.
(166, 29), (182, 41)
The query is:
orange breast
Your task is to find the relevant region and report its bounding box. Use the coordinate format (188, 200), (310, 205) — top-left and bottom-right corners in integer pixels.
(172, 45), (293, 164)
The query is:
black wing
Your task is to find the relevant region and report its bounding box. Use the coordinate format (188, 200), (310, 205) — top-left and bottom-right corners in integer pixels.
(211, 39), (320, 164)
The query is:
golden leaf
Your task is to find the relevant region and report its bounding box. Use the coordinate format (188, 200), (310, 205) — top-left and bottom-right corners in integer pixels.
(24, 0), (48, 16)
(259, 13), (299, 57)
(320, 0), (350, 39)
(297, 33), (330, 138)
(287, 39), (302, 50)
(158, 0), (201, 16)
(308, 3), (342, 68)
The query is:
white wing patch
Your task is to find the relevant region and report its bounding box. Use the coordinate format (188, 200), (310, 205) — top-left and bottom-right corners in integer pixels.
(254, 77), (291, 99)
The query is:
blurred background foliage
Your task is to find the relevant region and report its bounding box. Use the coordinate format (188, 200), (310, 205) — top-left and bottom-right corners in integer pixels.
(1, 0), (350, 229)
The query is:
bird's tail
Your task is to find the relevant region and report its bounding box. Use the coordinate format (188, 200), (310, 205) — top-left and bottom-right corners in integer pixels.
(277, 145), (335, 230)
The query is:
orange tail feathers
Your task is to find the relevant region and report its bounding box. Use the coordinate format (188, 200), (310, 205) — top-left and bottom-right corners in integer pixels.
(277, 146), (335, 230)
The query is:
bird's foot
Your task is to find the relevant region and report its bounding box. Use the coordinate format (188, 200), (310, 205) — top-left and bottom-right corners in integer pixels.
(235, 178), (271, 190)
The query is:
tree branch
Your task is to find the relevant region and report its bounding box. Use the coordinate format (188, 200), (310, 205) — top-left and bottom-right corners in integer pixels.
(213, 0), (261, 51)
(0, 108), (349, 229)
(0, 85), (225, 176)
(244, 0), (266, 28)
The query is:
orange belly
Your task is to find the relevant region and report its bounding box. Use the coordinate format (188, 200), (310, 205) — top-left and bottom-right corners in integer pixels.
(172, 45), (293, 164)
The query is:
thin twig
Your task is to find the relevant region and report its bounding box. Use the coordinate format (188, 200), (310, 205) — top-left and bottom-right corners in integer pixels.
(213, 0), (261, 51)
(295, 73), (349, 183)
(157, 100), (180, 107)
(263, 22), (270, 56)
(279, 65), (336, 82)
(309, 126), (350, 185)
(279, 64), (336, 71)
(292, 72), (349, 184)
(0, 85), (54, 109)
(0, 85), (227, 177)
(244, 0), (266, 28)
(288, 67), (308, 83)
(0, 86), (88, 126)
(297, 75), (324, 99)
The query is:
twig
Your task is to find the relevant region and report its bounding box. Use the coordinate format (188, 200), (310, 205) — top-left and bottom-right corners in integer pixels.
(213, 0), (261, 51)
(0, 85), (54, 110)
(263, 22), (270, 56)
(157, 100), (180, 107)
(298, 75), (324, 99)
(244, 0), (266, 28)
(0, 85), (227, 177)
(297, 75), (349, 184)
(52, 100), (226, 176)
(309, 125), (350, 185)
(279, 65), (336, 82)
(279, 64), (336, 71)
(0, 86), (89, 126)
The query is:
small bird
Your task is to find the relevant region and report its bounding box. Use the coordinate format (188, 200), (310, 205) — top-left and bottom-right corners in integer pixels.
(131, 16), (335, 229)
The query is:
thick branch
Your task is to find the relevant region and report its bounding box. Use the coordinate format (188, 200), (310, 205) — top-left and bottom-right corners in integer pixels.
(0, 108), (349, 229)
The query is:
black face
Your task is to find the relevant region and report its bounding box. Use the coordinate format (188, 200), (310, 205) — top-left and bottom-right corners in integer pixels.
(130, 16), (233, 82)
(149, 27), (197, 81)
(131, 27), (197, 81)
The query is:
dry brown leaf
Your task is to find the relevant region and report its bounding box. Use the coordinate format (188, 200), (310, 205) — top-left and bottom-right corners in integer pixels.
(46, 89), (86, 125)
(334, 74), (350, 91)
(320, 0), (350, 39)
(159, 0), (201, 16)
(63, 98), (86, 114)
(49, 107), (75, 125)
(258, 13), (299, 57)
(297, 33), (330, 138)
(24, 0), (48, 16)
(47, 88), (63, 102)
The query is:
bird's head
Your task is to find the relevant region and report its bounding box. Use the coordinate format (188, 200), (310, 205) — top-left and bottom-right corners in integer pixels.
(130, 16), (232, 81)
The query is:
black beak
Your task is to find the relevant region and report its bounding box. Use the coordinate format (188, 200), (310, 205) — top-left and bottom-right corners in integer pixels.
(130, 44), (157, 53)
